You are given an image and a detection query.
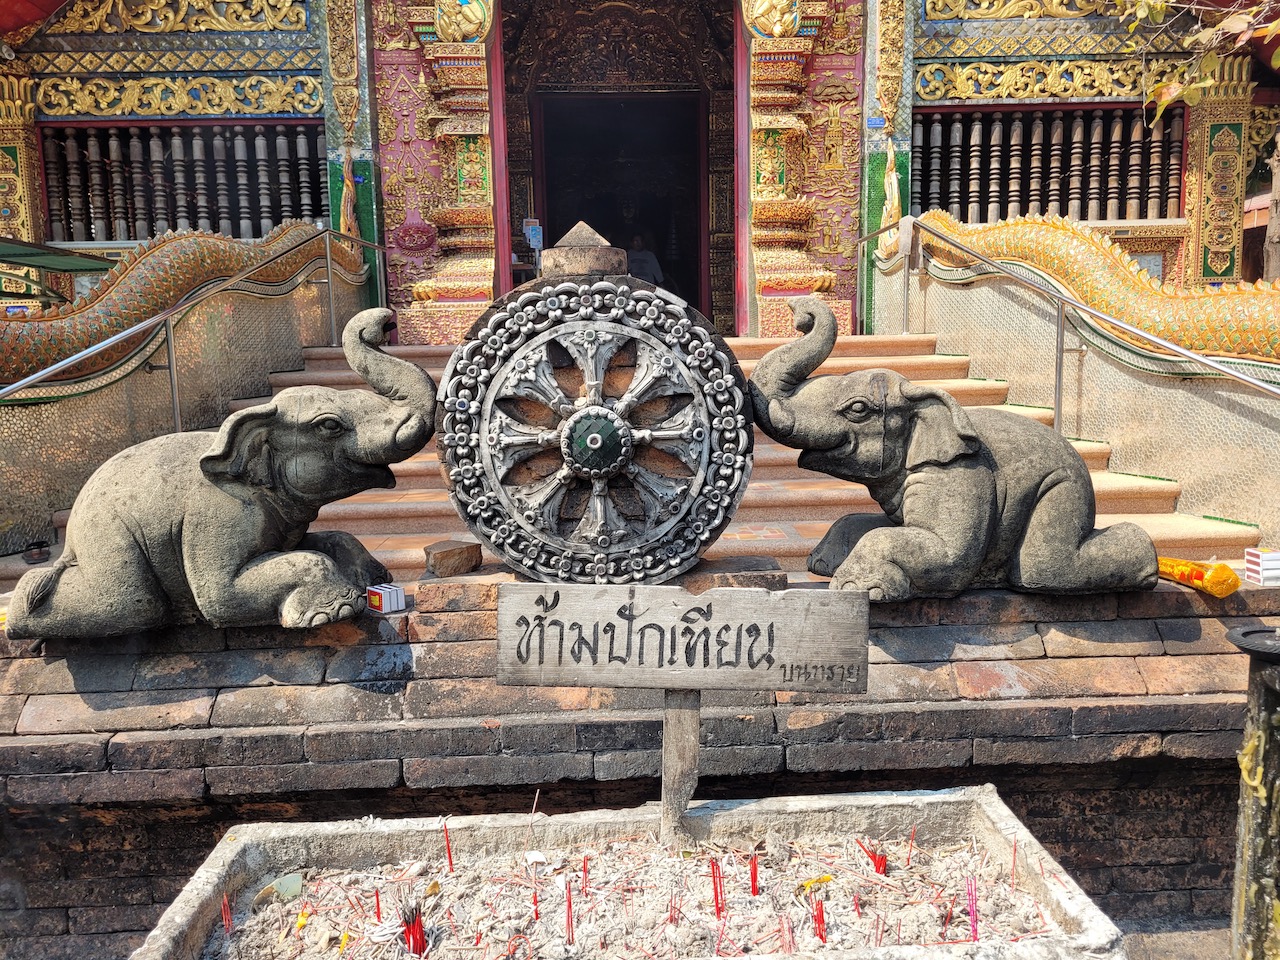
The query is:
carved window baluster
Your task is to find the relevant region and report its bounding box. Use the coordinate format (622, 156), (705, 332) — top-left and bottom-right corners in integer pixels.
(171, 127), (191, 231)
(1067, 112), (1084, 221)
(967, 112), (983, 223)
(43, 128), (67, 242)
(947, 113), (963, 219)
(986, 113), (1004, 222)
(1166, 108), (1183, 218)
(1126, 113), (1145, 220)
(1007, 112), (1023, 219)
(1047, 111), (1064, 217)
(85, 130), (110, 240)
(276, 126), (295, 221)
(910, 114), (924, 217)
(1028, 111), (1044, 216)
(1086, 109), (1104, 221)
(192, 128), (211, 232)
(296, 127), (315, 221)
(211, 126), (233, 235)
(64, 129), (89, 242)
(233, 126), (254, 238)
(318, 130), (330, 221)
(1105, 109), (1124, 221)
(1147, 115), (1165, 219)
(147, 127), (170, 235)
(106, 128), (130, 240)
(254, 125), (274, 234)
(128, 127), (150, 239)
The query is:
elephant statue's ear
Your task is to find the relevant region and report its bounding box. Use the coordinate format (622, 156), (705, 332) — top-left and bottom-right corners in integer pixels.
(899, 382), (981, 469)
(200, 404), (279, 487)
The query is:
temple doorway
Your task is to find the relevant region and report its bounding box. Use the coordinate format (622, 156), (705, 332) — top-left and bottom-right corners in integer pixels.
(500, 0), (735, 333)
(535, 94), (706, 310)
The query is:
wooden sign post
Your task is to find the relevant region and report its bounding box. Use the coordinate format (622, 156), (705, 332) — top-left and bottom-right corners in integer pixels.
(497, 584), (870, 839)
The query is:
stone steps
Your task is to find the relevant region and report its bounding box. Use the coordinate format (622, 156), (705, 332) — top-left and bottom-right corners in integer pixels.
(302, 469), (1179, 535)
(266, 353), (979, 393)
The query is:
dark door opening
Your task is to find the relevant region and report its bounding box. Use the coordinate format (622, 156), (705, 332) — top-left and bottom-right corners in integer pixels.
(535, 94), (708, 314)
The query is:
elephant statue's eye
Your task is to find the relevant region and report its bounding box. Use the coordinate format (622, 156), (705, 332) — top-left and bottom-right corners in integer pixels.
(315, 416), (346, 435)
(840, 398), (875, 421)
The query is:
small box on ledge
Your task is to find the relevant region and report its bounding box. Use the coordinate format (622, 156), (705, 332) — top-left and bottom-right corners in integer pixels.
(1245, 548), (1280, 587)
(367, 583), (406, 613)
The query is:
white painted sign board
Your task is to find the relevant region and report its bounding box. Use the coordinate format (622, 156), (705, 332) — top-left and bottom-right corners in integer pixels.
(497, 584), (868, 693)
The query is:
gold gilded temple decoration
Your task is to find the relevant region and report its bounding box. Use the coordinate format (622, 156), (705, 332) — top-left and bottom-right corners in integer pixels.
(47, 0), (306, 34)
(1247, 105), (1280, 173)
(435, 0), (493, 42)
(925, 0), (1108, 19)
(916, 58), (1186, 101)
(0, 76), (36, 124)
(742, 0), (801, 38)
(35, 75), (323, 118)
(876, 0), (905, 134)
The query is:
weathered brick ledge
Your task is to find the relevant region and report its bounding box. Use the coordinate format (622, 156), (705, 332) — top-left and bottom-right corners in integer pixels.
(0, 563), (1270, 806)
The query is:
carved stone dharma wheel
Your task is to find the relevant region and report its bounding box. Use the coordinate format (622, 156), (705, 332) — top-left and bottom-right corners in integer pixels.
(438, 276), (753, 585)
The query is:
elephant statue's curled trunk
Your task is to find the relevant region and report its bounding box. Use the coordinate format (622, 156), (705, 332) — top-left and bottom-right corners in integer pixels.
(343, 308), (438, 450)
(747, 296), (839, 445)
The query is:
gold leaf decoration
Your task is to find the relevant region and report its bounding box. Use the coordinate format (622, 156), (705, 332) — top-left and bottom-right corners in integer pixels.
(915, 58), (1186, 101)
(47, 0), (306, 34)
(35, 75), (323, 118)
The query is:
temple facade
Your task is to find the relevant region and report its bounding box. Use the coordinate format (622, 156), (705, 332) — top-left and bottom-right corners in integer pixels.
(0, 0), (1277, 340)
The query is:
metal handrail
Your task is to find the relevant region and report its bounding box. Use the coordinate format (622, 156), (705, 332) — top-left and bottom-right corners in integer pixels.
(887, 215), (1280, 431)
(0, 227), (382, 422)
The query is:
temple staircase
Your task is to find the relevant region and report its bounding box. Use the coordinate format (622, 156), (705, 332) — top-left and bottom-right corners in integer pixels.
(0, 334), (1260, 591)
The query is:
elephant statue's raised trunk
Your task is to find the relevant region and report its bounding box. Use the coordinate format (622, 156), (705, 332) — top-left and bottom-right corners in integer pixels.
(748, 295), (839, 445)
(343, 308), (438, 450)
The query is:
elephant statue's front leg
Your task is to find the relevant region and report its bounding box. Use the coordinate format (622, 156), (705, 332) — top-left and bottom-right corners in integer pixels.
(809, 513), (896, 578)
(195, 548), (367, 628)
(300, 531), (392, 590)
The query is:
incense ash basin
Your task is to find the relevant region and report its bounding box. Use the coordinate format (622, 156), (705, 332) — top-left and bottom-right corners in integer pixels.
(133, 786), (1124, 960)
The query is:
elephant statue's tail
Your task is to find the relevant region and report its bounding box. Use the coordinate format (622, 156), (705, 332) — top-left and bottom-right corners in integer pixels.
(20, 554), (72, 614)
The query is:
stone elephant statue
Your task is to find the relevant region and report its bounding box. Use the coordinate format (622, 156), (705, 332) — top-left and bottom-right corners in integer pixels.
(748, 297), (1158, 600)
(7, 308), (436, 640)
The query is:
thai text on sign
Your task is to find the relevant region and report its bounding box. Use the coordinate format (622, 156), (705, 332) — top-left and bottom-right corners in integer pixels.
(497, 585), (868, 693)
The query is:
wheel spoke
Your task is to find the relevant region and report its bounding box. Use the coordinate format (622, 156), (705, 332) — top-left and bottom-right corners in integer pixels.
(496, 343), (576, 417)
(632, 401), (705, 471)
(488, 410), (562, 481)
(563, 328), (626, 407)
(614, 339), (686, 416)
(626, 463), (690, 524)
(512, 466), (576, 532)
(571, 479), (628, 545)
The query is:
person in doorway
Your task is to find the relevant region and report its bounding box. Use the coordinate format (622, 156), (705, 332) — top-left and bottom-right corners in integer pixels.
(627, 233), (664, 285)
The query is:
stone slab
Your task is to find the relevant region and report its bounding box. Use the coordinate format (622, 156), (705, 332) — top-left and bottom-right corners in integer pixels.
(0, 696), (23, 734)
(304, 720), (502, 762)
(935, 590), (1120, 625)
(206, 760), (402, 796)
(133, 649), (325, 690)
(865, 661), (959, 701)
(0, 734), (108, 775)
(325, 644), (414, 683)
(424, 540), (483, 579)
(1156, 616), (1280, 655)
(1039, 620), (1163, 658)
(669, 557), (788, 595)
(1162, 731), (1243, 759)
(225, 614), (407, 649)
(775, 706), (884, 742)
(16, 690), (215, 734)
(408, 611), (499, 643)
(1118, 580), (1280, 619)
(954, 658), (1147, 700)
(5, 769), (205, 804)
(879, 700), (1074, 740)
(402, 752), (594, 789)
(210, 683), (403, 727)
(107, 727), (306, 769)
(1136, 654), (1249, 695)
(0, 655), (137, 695)
(414, 566), (511, 613)
(405, 678), (591, 718)
(972, 734), (1162, 766)
(412, 640), (496, 679)
(786, 738), (973, 773)
(869, 623), (1043, 663)
(1069, 694), (1245, 735)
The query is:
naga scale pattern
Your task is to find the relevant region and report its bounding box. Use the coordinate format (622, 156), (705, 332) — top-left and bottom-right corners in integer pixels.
(918, 209), (1280, 366)
(0, 221), (363, 386)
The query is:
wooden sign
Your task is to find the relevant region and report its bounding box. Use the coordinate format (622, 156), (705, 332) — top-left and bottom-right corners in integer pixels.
(497, 584), (868, 694)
